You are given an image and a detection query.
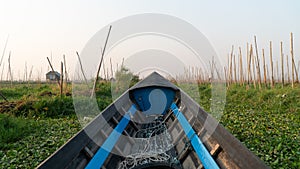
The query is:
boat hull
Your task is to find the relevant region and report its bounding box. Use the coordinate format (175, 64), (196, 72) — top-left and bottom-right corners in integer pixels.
(37, 72), (268, 169)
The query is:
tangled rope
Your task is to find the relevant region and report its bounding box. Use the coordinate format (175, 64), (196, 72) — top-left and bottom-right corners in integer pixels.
(118, 117), (173, 169)
(118, 152), (170, 169)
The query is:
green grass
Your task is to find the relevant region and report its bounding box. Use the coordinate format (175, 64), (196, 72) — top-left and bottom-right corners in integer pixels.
(0, 82), (299, 168)
(0, 83), (54, 101)
(0, 114), (36, 150)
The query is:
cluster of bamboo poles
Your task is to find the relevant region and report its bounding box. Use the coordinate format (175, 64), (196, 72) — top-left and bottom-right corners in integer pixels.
(0, 36), (13, 84)
(1, 32), (298, 91)
(225, 33), (298, 89)
(175, 66), (211, 84)
(177, 33), (299, 89)
(0, 36), (38, 83)
(175, 55), (222, 84)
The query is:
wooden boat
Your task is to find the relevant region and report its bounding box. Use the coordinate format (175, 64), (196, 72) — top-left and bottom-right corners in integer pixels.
(37, 72), (268, 169)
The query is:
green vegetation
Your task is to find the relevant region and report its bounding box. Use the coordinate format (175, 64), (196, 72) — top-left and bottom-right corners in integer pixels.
(0, 83), (82, 168)
(0, 82), (299, 168)
(0, 114), (36, 149)
(111, 66), (140, 98)
(199, 84), (299, 168)
(0, 114), (80, 168)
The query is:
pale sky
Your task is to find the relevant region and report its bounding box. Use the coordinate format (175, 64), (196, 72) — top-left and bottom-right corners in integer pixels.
(0, 0), (299, 80)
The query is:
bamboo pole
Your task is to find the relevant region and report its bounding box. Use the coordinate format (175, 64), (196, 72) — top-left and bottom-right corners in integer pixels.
(286, 54), (290, 83)
(229, 45), (234, 85)
(234, 54), (237, 83)
(226, 54), (229, 85)
(106, 67), (109, 80)
(276, 61), (279, 83)
(200, 68), (205, 84)
(224, 67), (228, 86)
(47, 56), (61, 86)
(247, 43), (251, 85)
(0, 35), (9, 68)
(227, 53), (229, 76)
(49, 52), (53, 73)
(110, 58), (113, 79)
(209, 61), (212, 81)
(280, 41), (284, 87)
(6, 54), (9, 81)
(251, 45), (256, 88)
(254, 36), (262, 89)
(28, 66), (33, 82)
(239, 47), (244, 85)
(60, 62), (63, 96)
(121, 58), (124, 68)
(201, 68), (204, 83)
(192, 66), (194, 81)
(103, 60), (106, 80)
(290, 32), (298, 86)
(269, 41), (274, 88)
(1, 62), (5, 82)
(63, 55), (68, 83)
(262, 49), (267, 85)
(76, 52), (88, 85)
(8, 51), (12, 86)
(212, 59), (221, 80)
(202, 68), (205, 83)
(91, 25), (112, 98)
(24, 62), (27, 82)
(197, 67), (200, 82)
(187, 66), (189, 82)
(290, 33), (294, 87)
(252, 55), (257, 88)
(47, 57), (55, 73)
(197, 68), (202, 84)
(266, 65), (270, 85)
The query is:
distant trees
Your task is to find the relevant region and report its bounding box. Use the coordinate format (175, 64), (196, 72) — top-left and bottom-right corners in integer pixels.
(112, 66), (139, 97)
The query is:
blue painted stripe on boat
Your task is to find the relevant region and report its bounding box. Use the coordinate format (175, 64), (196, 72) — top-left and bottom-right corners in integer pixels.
(85, 105), (137, 169)
(171, 103), (219, 169)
